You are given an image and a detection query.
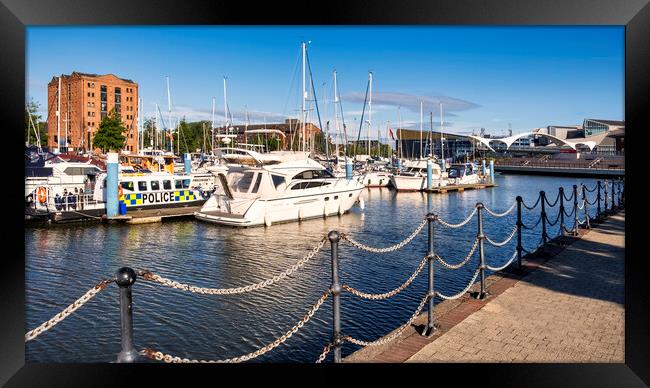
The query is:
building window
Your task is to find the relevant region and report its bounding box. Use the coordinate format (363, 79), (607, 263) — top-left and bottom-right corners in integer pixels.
(91, 82), (95, 88)
(87, 82), (90, 87)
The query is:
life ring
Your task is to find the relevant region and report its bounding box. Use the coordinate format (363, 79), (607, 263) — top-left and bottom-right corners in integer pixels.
(37, 187), (47, 203)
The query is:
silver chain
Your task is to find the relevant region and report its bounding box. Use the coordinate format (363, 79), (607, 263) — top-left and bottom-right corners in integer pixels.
(343, 293), (430, 347)
(437, 207), (477, 228)
(483, 201), (517, 217)
(342, 256), (428, 300)
(140, 290), (330, 363)
(521, 196), (541, 210)
(25, 279), (113, 342)
(434, 238), (479, 270)
(436, 266), (481, 300)
(315, 343), (333, 363)
(340, 218), (427, 253)
(544, 191), (561, 208)
(522, 215), (542, 230)
(138, 237), (326, 295)
(486, 249), (518, 272)
(484, 224), (518, 247)
(545, 210), (561, 226)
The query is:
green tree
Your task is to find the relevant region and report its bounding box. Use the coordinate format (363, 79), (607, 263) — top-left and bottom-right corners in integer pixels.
(25, 99), (48, 147)
(93, 109), (127, 153)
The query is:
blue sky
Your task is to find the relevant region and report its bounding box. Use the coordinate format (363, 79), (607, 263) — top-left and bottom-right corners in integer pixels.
(27, 26), (623, 140)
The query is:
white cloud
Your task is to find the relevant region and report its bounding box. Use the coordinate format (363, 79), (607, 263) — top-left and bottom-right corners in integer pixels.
(341, 92), (479, 115)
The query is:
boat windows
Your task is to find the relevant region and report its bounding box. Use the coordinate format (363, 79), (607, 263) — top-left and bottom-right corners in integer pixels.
(290, 182), (309, 190)
(271, 174), (286, 189)
(175, 180), (190, 189)
(292, 169), (334, 180)
(138, 181), (148, 192)
(305, 181), (331, 189)
(162, 180), (172, 190)
(229, 171), (255, 193)
(120, 181), (134, 192)
(251, 173), (263, 193)
(151, 181), (160, 191)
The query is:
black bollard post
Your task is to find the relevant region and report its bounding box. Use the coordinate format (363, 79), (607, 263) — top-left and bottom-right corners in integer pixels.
(572, 185), (579, 235)
(597, 181), (602, 219)
(474, 203), (487, 300)
(328, 231), (342, 363)
(424, 213), (437, 336)
(559, 187), (565, 236)
(516, 196), (523, 270)
(540, 191), (548, 245)
(115, 267), (139, 363)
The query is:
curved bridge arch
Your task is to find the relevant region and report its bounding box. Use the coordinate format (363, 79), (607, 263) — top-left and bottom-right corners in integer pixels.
(468, 132), (597, 151)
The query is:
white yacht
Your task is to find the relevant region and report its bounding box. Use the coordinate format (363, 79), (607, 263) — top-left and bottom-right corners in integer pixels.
(447, 163), (482, 185)
(389, 159), (446, 191)
(25, 149), (103, 198)
(195, 156), (365, 227)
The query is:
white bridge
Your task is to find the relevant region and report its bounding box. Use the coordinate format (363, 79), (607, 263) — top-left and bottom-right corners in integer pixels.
(468, 132), (597, 153)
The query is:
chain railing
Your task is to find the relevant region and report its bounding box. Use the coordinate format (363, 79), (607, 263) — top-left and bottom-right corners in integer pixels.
(340, 218), (427, 253)
(25, 181), (623, 363)
(136, 237), (327, 295)
(25, 279), (113, 342)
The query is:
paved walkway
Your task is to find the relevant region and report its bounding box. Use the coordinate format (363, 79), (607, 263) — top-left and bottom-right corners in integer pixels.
(406, 211), (625, 362)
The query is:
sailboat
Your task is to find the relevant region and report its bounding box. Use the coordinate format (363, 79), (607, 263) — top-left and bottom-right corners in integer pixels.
(359, 72), (390, 188)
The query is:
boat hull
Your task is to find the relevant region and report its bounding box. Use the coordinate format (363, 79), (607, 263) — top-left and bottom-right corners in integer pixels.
(195, 188), (363, 227)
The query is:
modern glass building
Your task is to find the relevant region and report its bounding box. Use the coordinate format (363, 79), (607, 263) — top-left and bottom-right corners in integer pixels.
(583, 119), (624, 137)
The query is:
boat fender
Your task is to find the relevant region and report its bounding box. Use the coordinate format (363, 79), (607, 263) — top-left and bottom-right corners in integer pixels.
(358, 197), (365, 210)
(37, 187), (47, 203)
(264, 214), (272, 227)
(298, 207), (304, 221)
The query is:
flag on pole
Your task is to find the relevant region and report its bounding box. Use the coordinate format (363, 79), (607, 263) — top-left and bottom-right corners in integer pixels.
(388, 127), (395, 140)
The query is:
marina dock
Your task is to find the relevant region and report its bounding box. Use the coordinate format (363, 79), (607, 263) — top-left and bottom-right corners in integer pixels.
(344, 210), (624, 362)
(104, 206), (202, 224)
(424, 182), (496, 193)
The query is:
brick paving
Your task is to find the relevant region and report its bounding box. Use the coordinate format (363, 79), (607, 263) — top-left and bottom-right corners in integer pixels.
(344, 210), (624, 363)
(405, 211), (625, 363)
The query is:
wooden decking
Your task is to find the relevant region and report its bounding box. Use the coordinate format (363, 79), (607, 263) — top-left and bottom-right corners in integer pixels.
(104, 205), (202, 224)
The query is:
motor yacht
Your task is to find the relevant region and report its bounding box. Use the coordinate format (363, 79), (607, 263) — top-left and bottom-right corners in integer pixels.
(389, 159), (446, 191)
(195, 155), (365, 227)
(447, 163), (482, 185)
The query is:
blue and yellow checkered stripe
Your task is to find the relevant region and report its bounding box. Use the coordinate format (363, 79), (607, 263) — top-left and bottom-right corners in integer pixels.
(174, 190), (196, 202)
(123, 193), (144, 206)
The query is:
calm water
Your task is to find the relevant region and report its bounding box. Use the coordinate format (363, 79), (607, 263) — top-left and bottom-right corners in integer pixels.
(25, 174), (607, 363)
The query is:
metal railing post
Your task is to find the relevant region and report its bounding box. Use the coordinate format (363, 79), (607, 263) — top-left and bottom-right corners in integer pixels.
(540, 191), (548, 245)
(604, 180), (609, 214)
(424, 213), (437, 336)
(597, 181), (602, 218)
(328, 231), (342, 363)
(559, 187), (565, 236)
(115, 267), (139, 363)
(572, 185), (579, 235)
(475, 203), (487, 300)
(516, 196), (523, 270)
(582, 184), (590, 229)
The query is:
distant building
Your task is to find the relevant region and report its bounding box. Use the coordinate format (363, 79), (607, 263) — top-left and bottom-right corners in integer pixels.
(583, 119), (624, 137)
(213, 118), (320, 149)
(533, 119), (624, 154)
(395, 128), (473, 159)
(47, 71), (139, 154)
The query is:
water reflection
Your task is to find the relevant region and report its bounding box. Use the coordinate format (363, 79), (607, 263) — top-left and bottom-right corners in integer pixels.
(25, 175), (606, 362)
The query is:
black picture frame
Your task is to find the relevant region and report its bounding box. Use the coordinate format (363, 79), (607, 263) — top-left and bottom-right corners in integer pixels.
(4, 0), (648, 386)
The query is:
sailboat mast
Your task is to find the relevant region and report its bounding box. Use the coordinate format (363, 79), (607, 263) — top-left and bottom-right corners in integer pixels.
(333, 70), (340, 158)
(368, 72), (372, 156)
(420, 100), (423, 159)
(167, 76), (173, 154)
(301, 41), (307, 153)
(211, 97), (215, 152)
(440, 102), (444, 162)
(57, 75), (61, 153)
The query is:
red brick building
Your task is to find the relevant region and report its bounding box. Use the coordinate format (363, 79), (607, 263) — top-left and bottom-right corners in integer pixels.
(47, 72), (139, 153)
